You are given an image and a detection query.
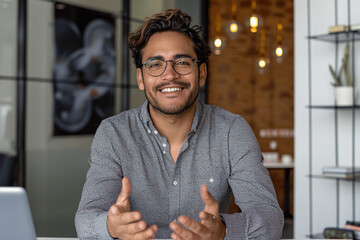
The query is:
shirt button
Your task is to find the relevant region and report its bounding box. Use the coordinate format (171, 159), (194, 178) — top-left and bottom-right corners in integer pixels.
(154, 130), (158, 135)
(147, 129), (151, 134)
(209, 178), (214, 183)
(173, 181), (178, 186)
(162, 151), (166, 154)
(162, 143), (167, 147)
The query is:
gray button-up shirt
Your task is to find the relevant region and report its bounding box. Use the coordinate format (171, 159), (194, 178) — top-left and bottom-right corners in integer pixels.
(75, 100), (284, 239)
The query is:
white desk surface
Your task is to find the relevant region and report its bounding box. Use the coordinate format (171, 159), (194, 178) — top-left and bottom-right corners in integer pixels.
(38, 239), (170, 240)
(38, 238), (78, 240)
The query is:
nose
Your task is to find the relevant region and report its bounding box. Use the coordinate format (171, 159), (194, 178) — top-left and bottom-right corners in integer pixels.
(161, 60), (179, 80)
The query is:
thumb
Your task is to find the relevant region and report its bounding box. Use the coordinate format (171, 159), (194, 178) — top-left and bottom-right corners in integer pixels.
(200, 184), (219, 217)
(115, 177), (132, 211)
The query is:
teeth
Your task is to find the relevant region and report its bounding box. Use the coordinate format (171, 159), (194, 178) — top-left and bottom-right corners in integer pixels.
(160, 87), (182, 93)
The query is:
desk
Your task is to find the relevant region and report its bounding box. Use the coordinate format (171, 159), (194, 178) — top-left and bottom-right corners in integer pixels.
(38, 238), (78, 240)
(38, 239), (170, 240)
(264, 162), (294, 218)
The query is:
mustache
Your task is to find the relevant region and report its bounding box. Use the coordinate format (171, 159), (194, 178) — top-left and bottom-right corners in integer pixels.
(154, 81), (190, 91)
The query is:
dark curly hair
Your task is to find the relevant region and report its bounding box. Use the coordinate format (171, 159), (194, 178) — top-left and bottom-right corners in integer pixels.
(128, 9), (211, 68)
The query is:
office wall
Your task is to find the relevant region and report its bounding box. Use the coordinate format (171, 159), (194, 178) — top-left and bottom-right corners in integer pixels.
(26, 0), (122, 236)
(294, 0), (360, 238)
(25, 0), (202, 237)
(0, 0), (17, 156)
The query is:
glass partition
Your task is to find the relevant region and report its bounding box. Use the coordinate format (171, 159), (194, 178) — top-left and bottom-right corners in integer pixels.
(0, 0), (17, 157)
(26, 0), (122, 236)
(3, 0), (203, 237)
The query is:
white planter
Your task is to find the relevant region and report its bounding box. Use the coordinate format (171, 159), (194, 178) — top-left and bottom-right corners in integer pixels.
(335, 86), (354, 106)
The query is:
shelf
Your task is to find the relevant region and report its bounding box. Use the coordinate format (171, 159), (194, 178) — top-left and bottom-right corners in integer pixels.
(307, 174), (360, 181)
(307, 105), (360, 109)
(308, 233), (325, 239)
(307, 31), (360, 43)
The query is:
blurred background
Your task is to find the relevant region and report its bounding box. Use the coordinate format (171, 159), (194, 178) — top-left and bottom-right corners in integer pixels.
(1, 0), (359, 239)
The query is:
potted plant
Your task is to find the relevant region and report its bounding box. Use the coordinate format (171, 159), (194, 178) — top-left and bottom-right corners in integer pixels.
(329, 43), (354, 106)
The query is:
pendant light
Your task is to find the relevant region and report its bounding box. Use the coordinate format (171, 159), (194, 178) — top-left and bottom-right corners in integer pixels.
(256, 29), (270, 74)
(210, 11), (226, 55)
(226, 0), (241, 40)
(247, 0), (263, 33)
(274, 22), (286, 63)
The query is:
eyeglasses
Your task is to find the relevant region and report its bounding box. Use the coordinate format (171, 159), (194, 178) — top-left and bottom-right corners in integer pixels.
(142, 56), (200, 77)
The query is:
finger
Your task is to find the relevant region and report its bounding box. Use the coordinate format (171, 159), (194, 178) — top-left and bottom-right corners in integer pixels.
(132, 224), (158, 240)
(116, 177), (132, 206)
(119, 220), (147, 234)
(169, 221), (193, 240)
(171, 232), (183, 240)
(200, 184), (219, 216)
(199, 211), (218, 226)
(173, 216), (207, 237)
(109, 208), (141, 225)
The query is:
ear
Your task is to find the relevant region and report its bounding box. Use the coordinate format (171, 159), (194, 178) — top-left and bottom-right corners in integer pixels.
(199, 63), (207, 87)
(137, 68), (144, 90)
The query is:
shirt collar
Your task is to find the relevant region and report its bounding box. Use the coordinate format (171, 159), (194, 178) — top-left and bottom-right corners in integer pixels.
(139, 100), (204, 134)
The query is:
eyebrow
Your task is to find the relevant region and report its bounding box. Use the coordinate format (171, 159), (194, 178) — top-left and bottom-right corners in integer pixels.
(144, 54), (193, 63)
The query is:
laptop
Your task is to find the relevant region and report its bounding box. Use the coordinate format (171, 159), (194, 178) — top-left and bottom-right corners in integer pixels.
(0, 187), (37, 240)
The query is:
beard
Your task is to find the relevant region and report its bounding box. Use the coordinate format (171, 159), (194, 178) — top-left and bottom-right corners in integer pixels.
(142, 79), (200, 116)
(145, 90), (199, 115)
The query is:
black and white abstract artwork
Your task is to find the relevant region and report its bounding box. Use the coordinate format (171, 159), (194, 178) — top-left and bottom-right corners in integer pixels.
(53, 2), (115, 135)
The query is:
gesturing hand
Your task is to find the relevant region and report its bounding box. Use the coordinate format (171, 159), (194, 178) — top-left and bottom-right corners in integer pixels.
(107, 177), (158, 240)
(169, 184), (226, 240)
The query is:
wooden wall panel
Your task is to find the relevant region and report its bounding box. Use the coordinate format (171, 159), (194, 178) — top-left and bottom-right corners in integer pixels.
(207, 0), (294, 215)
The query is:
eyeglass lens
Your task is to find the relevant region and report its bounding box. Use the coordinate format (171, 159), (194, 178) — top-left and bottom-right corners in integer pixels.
(144, 57), (194, 76)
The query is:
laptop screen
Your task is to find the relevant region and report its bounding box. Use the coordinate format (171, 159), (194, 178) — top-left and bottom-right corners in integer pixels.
(0, 187), (37, 240)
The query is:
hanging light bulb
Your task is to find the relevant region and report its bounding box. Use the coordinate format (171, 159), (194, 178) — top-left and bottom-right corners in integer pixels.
(256, 29), (270, 74)
(210, 11), (226, 55)
(275, 46), (283, 57)
(225, 0), (241, 40)
(273, 22), (286, 63)
(247, 0), (263, 33)
(210, 36), (226, 55)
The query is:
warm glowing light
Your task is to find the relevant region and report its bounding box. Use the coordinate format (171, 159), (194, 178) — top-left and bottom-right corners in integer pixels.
(214, 38), (222, 48)
(250, 15), (259, 28)
(258, 59), (266, 68)
(214, 49), (221, 55)
(209, 36), (226, 55)
(275, 47), (283, 57)
(230, 23), (239, 33)
(250, 27), (258, 33)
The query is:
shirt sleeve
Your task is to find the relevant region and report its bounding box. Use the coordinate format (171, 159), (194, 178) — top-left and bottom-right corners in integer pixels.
(75, 120), (123, 240)
(220, 116), (284, 240)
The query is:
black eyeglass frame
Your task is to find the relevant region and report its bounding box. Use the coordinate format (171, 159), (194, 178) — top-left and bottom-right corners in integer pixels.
(141, 56), (200, 77)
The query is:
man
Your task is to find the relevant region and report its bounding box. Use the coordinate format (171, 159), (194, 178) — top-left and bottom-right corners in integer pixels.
(75, 9), (284, 240)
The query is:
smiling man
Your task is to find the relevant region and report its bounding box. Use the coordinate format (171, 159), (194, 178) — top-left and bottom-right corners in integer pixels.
(75, 9), (284, 240)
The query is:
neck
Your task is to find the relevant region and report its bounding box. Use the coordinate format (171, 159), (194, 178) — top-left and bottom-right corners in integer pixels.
(149, 102), (196, 144)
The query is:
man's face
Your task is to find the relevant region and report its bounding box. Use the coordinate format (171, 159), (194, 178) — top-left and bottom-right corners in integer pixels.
(137, 31), (207, 115)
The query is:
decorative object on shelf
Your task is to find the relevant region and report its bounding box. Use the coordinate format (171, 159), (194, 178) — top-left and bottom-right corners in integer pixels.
(262, 152), (279, 163)
(210, 11), (226, 55)
(323, 227), (356, 239)
(328, 24), (349, 33)
(329, 43), (354, 106)
(225, 0), (241, 40)
(256, 29), (270, 74)
(344, 221), (360, 239)
(273, 22), (286, 63)
(281, 154), (293, 164)
(350, 24), (360, 31)
(322, 166), (360, 179)
(246, 0), (263, 33)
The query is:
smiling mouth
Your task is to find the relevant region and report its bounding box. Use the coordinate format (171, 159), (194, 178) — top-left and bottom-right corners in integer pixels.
(160, 87), (184, 93)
